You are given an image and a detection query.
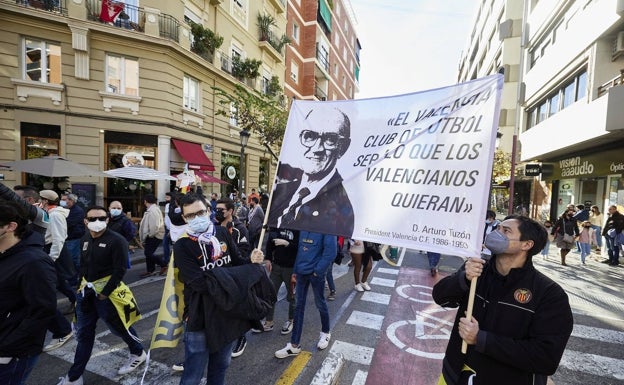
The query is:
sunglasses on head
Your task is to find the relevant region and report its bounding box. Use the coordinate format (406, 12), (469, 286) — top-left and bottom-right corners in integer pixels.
(86, 216), (108, 222)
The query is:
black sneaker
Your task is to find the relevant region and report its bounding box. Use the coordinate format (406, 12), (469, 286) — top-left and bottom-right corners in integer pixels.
(231, 336), (247, 357)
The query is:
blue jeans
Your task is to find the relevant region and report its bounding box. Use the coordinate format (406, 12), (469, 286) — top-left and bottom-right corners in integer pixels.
(580, 242), (591, 263)
(65, 238), (81, 271)
(325, 263), (335, 292)
(427, 252), (441, 269)
(68, 289), (144, 380)
(591, 225), (602, 248)
(541, 240), (551, 256)
(0, 355), (39, 385)
(180, 330), (234, 385)
(605, 236), (620, 265)
(291, 273), (330, 346)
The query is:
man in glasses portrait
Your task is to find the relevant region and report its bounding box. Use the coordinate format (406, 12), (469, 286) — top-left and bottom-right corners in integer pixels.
(268, 107), (354, 237)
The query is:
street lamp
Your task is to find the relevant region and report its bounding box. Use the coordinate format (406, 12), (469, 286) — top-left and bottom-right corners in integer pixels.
(239, 128), (250, 193)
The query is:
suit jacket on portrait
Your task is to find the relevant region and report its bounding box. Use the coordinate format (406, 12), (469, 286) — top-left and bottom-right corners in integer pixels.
(268, 168), (354, 237)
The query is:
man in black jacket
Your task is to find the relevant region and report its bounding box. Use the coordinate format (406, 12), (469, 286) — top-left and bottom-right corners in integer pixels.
(0, 201), (56, 384)
(602, 205), (624, 266)
(57, 206), (146, 385)
(432, 215), (572, 385)
(174, 193), (264, 385)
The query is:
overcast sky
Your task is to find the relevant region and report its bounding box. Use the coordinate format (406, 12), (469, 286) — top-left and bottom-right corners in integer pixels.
(350, 0), (478, 99)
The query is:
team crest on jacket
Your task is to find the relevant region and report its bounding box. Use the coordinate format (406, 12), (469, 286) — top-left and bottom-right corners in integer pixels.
(514, 288), (532, 304)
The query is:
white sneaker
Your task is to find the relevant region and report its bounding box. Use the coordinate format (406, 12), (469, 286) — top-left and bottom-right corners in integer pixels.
(118, 351), (147, 375)
(354, 283), (364, 292)
(275, 342), (302, 358)
(44, 331), (74, 352)
(281, 320), (294, 335)
(172, 362), (184, 371)
(56, 375), (83, 385)
(317, 332), (331, 350)
(361, 282), (371, 291)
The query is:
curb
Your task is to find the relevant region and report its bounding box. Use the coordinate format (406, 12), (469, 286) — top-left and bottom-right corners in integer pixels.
(311, 351), (344, 385)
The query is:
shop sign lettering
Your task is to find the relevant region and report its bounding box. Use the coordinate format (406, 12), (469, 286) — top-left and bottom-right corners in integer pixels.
(560, 157), (594, 177)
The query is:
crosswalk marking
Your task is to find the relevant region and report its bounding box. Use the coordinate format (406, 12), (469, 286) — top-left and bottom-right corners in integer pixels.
(369, 277), (396, 287)
(352, 369), (368, 385)
(347, 310), (385, 330)
(361, 291), (391, 305)
(329, 340), (375, 365)
(559, 350), (624, 380)
(572, 324), (624, 344)
(377, 267), (399, 275)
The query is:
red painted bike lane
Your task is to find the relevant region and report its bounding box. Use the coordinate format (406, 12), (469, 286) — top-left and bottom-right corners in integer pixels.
(365, 267), (458, 385)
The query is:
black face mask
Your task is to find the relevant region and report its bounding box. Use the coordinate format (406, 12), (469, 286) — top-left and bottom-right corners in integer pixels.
(215, 210), (226, 223)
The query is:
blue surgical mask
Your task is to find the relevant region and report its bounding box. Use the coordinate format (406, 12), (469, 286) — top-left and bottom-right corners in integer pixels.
(484, 230), (509, 254)
(110, 208), (122, 217)
(59, 200), (67, 207)
(188, 215), (210, 233)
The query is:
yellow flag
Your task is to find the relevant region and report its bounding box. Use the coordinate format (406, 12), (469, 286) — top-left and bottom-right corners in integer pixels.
(149, 255), (186, 349)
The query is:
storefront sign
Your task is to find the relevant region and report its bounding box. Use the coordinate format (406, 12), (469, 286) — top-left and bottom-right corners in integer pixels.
(524, 163), (541, 176)
(548, 148), (624, 179)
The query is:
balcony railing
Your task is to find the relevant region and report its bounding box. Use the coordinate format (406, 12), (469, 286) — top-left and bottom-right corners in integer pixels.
(85, 0), (179, 42)
(597, 72), (624, 97)
(315, 85), (327, 101)
(14, 0), (67, 16)
(316, 46), (329, 72)
(259, 29), (285, 55)
(158, 12), (179, 42)
(87, 0), (145, 33)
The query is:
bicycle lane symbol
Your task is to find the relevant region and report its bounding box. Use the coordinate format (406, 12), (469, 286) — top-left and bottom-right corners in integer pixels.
(385, 284), (455, 360)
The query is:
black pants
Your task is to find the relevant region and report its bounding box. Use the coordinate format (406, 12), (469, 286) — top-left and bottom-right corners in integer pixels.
(144, 237), (164, 272)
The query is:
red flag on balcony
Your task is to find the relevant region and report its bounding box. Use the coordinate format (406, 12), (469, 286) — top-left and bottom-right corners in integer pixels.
(100, 0), (125, 23)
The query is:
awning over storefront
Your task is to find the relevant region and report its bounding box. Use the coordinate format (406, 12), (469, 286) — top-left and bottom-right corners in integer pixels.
(172, 139), (215, 171)
(195, 170), (228, 184)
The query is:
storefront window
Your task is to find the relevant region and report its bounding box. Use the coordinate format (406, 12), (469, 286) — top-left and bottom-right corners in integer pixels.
(220, 151), (240, 197)
(20, 123), (61, 191)
(608, 176), (624, 209)
(106, 143), (156, 217)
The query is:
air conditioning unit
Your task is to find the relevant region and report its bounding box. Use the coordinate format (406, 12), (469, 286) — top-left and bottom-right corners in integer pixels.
(614, 31), (624, 55)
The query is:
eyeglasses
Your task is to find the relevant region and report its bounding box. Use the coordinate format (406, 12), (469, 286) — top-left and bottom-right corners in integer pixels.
(183, 209), (207, 220)
(299, 130), (345, 150)
(86, 216), (108, 222)
(215, 207), (227, 212)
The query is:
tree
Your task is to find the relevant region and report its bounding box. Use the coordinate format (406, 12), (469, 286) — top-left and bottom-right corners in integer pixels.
(212, 84), (288, 152)
(492, 148), (512, 184)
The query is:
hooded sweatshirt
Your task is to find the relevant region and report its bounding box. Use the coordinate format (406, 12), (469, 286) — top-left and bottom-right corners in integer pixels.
(44, 205), (69, 261)
(0, 231), (56, 358)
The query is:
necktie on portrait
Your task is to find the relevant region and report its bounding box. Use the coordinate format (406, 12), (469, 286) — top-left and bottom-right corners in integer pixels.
(280, 187), (311, 227)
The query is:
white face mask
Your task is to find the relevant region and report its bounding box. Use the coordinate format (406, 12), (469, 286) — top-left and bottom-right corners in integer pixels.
(59, 200), (68, 207)
(87, 220), (107, 233)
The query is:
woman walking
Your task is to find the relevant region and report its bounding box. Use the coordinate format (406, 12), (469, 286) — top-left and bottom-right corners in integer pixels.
(350, 239), (372, 292)
(553, 208), (579, 266)
(589, 205), (603, 252)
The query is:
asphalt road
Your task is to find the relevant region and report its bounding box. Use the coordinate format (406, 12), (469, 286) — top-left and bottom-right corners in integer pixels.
(27, 245), (624, 385)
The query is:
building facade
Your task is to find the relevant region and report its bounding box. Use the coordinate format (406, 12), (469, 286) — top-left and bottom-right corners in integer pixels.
(519, 0), (624, 221)
(458, 0), (624, 221)
(284, 0), (360, 101)
(0, 0), (288, 215)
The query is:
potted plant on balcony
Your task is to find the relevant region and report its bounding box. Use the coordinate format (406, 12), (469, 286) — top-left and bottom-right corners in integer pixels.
(232, 57), (262, 81)
(257, 13), (277, 42)
(190, 21), (224, 62)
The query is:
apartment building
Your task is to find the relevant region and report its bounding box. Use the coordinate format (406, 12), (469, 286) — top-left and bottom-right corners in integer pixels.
(0, 0), (287, 215)
(519, 0), (624, 220)
(459, 0), (624, 220)
(457, 0), (525, 216)
(284, 0), (361, 101)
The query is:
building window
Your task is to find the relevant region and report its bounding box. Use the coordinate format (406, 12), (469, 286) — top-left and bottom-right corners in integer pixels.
(290, 62), (298, 83)
(292, 22), (299, 43)
(22, 38), (61, 83)
(229, 103), (238, 127)
(20, 122), (61, 189)
(526, 70), (587, 130)
(183, 75), (200, 112)
(106, 54), (139, 96)
(232, 0), (247, 25)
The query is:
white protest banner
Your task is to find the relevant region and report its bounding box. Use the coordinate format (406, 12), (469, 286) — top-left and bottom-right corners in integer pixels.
(266, 74), (503, 257)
